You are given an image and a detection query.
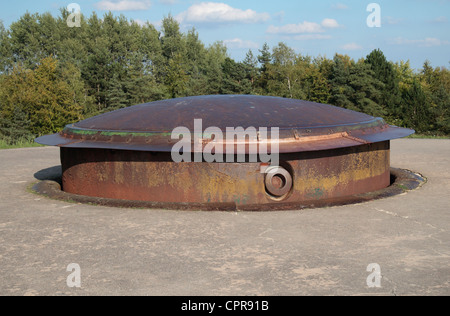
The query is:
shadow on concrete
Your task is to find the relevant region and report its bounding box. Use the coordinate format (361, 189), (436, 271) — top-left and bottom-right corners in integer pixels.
(34, 165), (62, 184)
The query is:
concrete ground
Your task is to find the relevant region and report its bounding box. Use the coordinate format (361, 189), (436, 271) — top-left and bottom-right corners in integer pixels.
(0, 139), (448, 296)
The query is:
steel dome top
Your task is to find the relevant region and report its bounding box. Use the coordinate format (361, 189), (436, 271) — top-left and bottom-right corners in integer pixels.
(36, 95), (414, 153)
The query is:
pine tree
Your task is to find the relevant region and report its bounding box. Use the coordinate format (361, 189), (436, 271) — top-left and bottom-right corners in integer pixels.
(433, 83), (450, 134)
(330, 56), (385, 116)
(419, 63), (450, 134)
(56, 10), (88, 70)
(82, 13), (110, 111)
(161, 15), (186, 60)
(0, 20), (10, 73)
(221, 58), (251, 94)
(302, 56), (333, 104)
(37, 13), (60, 58)
(160, 15), (189, 98)
(185, 28), (208, 96)
(257, 43), (272, 92)
(329, 54), (354, 109)
(401, 80), (432, 133)
(165, 53), (188, 98)
(258, 43), (271, 71)
(348, 61), (385, 116)
(124, 50), (164, 105)
(421, 60), (434, 85)
(204, 42), (228, 94)
(0, 68), (33, 144)
(0, 64), (37, 136)
(60, 61), (94, 117)
(139, 22), (165, 88)
(365, 49), (401, 119)
(0, 106), (33, 144)
(308, 71), (331, 104)
(243, 50), (258, 92)
(8, 12), (42, 68)
(106, 74), (129, 111)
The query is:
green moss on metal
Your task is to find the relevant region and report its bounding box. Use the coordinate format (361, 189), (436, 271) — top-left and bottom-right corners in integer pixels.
(64, 127), (98, 136)
(64, 126), (174, 138)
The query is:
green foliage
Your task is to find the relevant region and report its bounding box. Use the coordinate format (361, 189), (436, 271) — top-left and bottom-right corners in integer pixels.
(0, 11), (449, 147)
(0, 57), (82, 142)
(419, 63), (450, 134)
(267, 42), (299, 99)
(0, 106), (34, 145)
(365, 49), (401, 119)
(329, 54), (354, 109)
(203, 41), (228, 94)
(221, 58), (251, 94)
(257, 42), (272, 91)
(258, 43), (272, 71)
(165, 53), (188, 98)
(307, 70), (331, 104)
(242, 50), (258, 93)
(184, 28), (208, 96)
(347, 61), (385, 117)
(7, 13), (42, 68)
(0, 20), (10, 73)
(161, 15), (185, 59)
(401, 80), (432, 133)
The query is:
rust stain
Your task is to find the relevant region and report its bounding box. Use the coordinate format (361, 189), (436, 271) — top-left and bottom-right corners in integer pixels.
(60, 141), (391, 206)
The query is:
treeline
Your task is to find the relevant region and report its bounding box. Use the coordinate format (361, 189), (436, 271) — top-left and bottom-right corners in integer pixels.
(0, 11), (449, 144)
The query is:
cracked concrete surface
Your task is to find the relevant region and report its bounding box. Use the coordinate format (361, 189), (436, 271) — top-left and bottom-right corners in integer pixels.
(0, 139), (449, 296)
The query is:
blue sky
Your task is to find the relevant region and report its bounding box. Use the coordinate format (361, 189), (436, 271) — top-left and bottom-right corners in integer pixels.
(1, 0), (449, 69)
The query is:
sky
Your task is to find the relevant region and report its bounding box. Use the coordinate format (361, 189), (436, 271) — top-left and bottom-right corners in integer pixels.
(0, 0), (449, 70)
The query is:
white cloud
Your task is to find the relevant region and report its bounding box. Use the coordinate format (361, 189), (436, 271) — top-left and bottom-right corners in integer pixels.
(321, 18), (340, 29)
(96, 0), (151, 11)
(384, 16), (403, 25)
(159, 0), (177, 4)
(176, 2), (270, 24)
(293, 34), (332, 40)
(431, 16), (448, 23)
(273, 11), (285, 23)
(223, 38), (259, 49)
(332, 3), (349, 10)
(341, 43), (363, 50)
(132, 19), (148, 26)
(267, 22), (324, 34)
(267, 19), (340, 35)
(391, 37), (450, 47)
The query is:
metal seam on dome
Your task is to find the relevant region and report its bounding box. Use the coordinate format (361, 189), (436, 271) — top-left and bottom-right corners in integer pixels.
(342, 134), (371, 144)
(62, 118), (385, 136)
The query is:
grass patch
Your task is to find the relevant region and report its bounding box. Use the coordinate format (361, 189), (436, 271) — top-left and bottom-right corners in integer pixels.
(396, 184), (409, 191)
(0, 138), (44, 149)
(407, 134), (450, 139)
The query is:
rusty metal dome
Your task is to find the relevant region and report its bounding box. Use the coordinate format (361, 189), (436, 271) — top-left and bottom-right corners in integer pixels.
(35, 95), (415, 211)
(36, 95), (413, 153)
